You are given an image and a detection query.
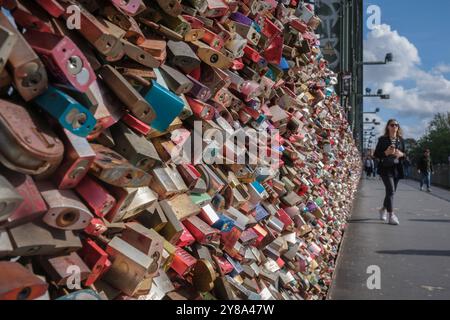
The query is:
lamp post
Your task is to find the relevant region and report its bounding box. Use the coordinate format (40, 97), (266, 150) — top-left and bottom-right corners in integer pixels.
(358, 53), (393, 65)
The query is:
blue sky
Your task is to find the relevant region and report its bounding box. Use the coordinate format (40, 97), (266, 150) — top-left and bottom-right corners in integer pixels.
(363, 0), (450, 141)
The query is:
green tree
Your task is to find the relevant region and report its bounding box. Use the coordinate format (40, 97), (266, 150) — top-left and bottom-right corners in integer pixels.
(410, 112), (450, 165)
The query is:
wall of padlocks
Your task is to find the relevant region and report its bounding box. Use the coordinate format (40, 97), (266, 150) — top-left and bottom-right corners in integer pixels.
(0, 0), (362, 300)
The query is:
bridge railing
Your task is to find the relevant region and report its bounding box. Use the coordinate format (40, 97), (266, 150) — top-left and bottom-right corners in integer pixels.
(409, 164), (450, 189)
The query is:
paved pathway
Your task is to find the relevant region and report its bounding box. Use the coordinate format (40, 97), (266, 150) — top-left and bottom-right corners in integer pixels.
(329, 178), (450, 300)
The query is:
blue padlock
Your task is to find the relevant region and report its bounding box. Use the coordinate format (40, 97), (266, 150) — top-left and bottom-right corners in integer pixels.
(34, 86), (96, 137)
(212, 214), (235, 233)
(279, 57), (290, 71)
(141, 80), (184, 132)
(255, 204), (270, 222)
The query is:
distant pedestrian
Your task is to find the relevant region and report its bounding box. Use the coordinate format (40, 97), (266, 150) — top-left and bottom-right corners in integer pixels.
(374, 119), (406, 226)
(373, 158), (379, 178)
(403, 157), (411, 179)
(417, 149), (434, 192)
(364, 156), (374, 179)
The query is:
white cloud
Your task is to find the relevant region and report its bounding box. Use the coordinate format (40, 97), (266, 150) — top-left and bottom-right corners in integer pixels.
(363, 24), (450, 139)
(432, 64), (450, 75)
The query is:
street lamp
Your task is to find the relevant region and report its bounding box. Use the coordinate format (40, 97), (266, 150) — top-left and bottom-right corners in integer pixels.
(364, 107), (380, 114)
(361, 88), (390, 100)
(358, 53), (393, 65)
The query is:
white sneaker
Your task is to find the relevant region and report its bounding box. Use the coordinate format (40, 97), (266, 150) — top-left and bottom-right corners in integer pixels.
(379, 208), (387, 222)
(427, 188), (432, 193)
(388, 213), (400, 225)
(420, 186), (423, 191)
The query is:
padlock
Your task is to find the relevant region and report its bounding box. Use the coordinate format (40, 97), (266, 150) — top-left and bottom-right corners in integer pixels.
(170, 247), (197, 277)
(56, 289), (104, 300)
(176, 223), (196, 248)
(233, 21), (260, 47)
(58, 83), (123, 140)
(149, 167), (177, 198)
(99, 65), (155, 124)
(0, 262), (48, 300)
(110, 122), (161, 171)
(175, 164), (200, 190)
(0, 100), (64, 176)
(121, 112), (151, 136)
(136, 202), (168, 232)
(122, 39), (160, 68)
(33, 86), (97, 138)
(122, 222), (164, 274)
(159, 64), (194, 95)
(154, 0), (182, 17)
(0, 25), (17, 73)
(190, 40), (233, 69)
(185, 74), (212, 102)
(24, 29), (96, 93)
(141, 79), (185, 132)
(201, 28), (224, 50)
(7, 220), (82, 257)
(84, 218), (108, 237)
(8, 0), (53, 33)
(53, 129), (96, 189)
(192, 259), (217, 292)
(225, 207), (250, 230)
(39, 252), (91, 286)
(0, 11), (48, 101)
(35, 0), (65, 17)
(89, 144), (151, 188)
(110, 0), (143, 15)
(185, 97), (215, 120)
(37, 181), (94, 231)
(104, 236), (155, 297)
(159, 193), (201, 222)
(104, 186), (138, 223)
(158, 202), (185, 244)
(0, 229), (14, 257)
(75, 176), (116, 218)
(0, 170), (46, 228)
(0, 174), (23, 223)
(182, 214), (220, 245)
(121, 186), (158, 221)
(138, 38), (167, 64)
(166, 40), (201, 73)
(59, 1), (122, 57)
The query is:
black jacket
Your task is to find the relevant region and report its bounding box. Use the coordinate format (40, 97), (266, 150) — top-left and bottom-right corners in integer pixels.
(374, 136), (406, 178)
(417, 155), (433, 173)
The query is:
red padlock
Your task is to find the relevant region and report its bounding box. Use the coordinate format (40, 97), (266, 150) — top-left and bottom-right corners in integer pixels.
(170, 247), (197, 277)
(182, 216), (220, 245)
(23, 29), (96, 93)
(176, 224), (196, 248)
(35, 0), (65, 18)
(0, 171), (47, 229)
(75, 176), (116, 218)
(84, 218), (108, 237)
(121, 113), (151, 136)
(78, 238), (111, 286)
(53, 129), (96, 190)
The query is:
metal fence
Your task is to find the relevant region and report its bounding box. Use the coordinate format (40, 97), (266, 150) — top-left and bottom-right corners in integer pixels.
(409, 164), (450, 189)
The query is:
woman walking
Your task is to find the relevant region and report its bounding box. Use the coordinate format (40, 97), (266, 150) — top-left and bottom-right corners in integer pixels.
(374, 119), (406, 225)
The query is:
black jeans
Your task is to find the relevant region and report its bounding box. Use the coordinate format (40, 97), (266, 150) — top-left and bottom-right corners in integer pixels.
(381, 175), (399, 213)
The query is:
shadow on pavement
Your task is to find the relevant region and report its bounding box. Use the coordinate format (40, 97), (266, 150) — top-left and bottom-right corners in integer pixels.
(347, 218), (382, 224)
(409, 219), (450, 223)
(376, 250), (450, 257)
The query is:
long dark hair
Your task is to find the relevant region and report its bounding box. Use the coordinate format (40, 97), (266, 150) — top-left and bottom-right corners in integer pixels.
(383, 119), (403, 138)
